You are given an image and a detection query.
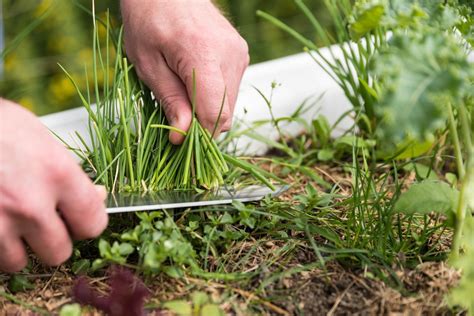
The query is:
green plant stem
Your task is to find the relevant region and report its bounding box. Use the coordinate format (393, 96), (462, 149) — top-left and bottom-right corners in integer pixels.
(150, 124), (187, 136)
(447, 102), (465, 179)
(0, 290), (49, 315)
(451, 103), (473, 258)
(452, 162), (473, 259)
(117, 88), (135, 188)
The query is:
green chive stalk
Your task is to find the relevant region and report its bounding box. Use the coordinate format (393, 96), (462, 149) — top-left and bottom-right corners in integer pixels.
(62, 8), (279, 193)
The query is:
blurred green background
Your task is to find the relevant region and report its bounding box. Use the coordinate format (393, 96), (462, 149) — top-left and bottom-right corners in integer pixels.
(1, 0), (330, 115)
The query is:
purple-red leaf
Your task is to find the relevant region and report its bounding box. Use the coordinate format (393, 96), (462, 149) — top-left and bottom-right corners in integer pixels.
(72, 266), (151, 316)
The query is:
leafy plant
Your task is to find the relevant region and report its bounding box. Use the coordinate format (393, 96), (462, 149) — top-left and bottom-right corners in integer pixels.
(93, 212), (195, 276)
(7, 275), (34, 294)
(361, 0), (473, 312)
(368, 0), (474, 258)
(72, 266), (151, 316)
(393, 181), (459, 217)
(163, 291), (224, 316)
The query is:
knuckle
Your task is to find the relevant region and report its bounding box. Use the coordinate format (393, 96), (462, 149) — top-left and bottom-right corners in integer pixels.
(218, 110), (232, 126)
(48, 156), (74, 185)
(133, 59), (151, 82)
(202, 107), (232, 131)
(219, 106), (232, 121)
(0, 187), (20, 215)
(179, 26), (205, 44)
(238, 37), (249, 55)
(177, 57), (203, 84)
(182, 71), (194, 87)
(14, 201), (42, 224)
(161, 93), (186, 109)
(231, 35), (249, 63)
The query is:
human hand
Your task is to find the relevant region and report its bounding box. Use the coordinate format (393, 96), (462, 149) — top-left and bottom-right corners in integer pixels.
(0, 99), (108, 272)
(121, 0), (249, 144)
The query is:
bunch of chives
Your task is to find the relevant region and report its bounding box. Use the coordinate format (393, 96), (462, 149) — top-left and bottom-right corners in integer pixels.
(61, 11), (277, 193)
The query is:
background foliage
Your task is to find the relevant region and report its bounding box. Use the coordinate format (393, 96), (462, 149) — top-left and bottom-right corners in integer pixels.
(0, 0), (330, 115)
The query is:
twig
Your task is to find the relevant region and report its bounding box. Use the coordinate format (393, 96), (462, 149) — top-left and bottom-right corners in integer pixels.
(40, 266), (59, 295)
(232, 288), (290, 316)
(327, 281), (354, 316)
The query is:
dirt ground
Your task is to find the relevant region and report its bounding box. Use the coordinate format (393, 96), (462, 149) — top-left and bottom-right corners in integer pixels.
(0, 260), (462, 315)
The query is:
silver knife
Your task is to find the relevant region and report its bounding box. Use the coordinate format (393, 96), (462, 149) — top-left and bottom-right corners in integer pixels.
(106, 185), (288, 214)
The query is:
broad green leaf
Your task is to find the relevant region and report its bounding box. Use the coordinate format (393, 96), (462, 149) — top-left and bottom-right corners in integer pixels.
(163, 266), (183, 279)
(164, 300), (192, 316)
(118, 243), (134, 256)
(374, 31), (473, 144)
(240, 217), (256, 229)
(402, 163), (438, 181)
(394, 180), (459, 216)
(394, 140), (433, 160)
(200, 304), (224, 316)
(350, 4), (385, 40)
(445, 173), (458, 186)
(59, 304), (82, 316)
(192, 291), (209, 307)
(91, 259), (106, 271)
(219, 212), (234, 224)
(317, 149), (335, 161)
(98, 239), (111, 257)
(306, 225), (342, 247)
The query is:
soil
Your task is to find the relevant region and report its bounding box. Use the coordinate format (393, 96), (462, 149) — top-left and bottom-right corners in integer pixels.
(0, 261), (461, 315)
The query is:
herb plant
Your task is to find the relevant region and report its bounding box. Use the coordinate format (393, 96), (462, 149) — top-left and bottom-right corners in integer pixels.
(61, 11), (277, 192)
(257, 0), (385, 134)
(259, 0), (473, 312)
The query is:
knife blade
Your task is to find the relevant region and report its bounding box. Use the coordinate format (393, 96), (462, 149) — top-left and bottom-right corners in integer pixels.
(106, 185), (288, 214)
